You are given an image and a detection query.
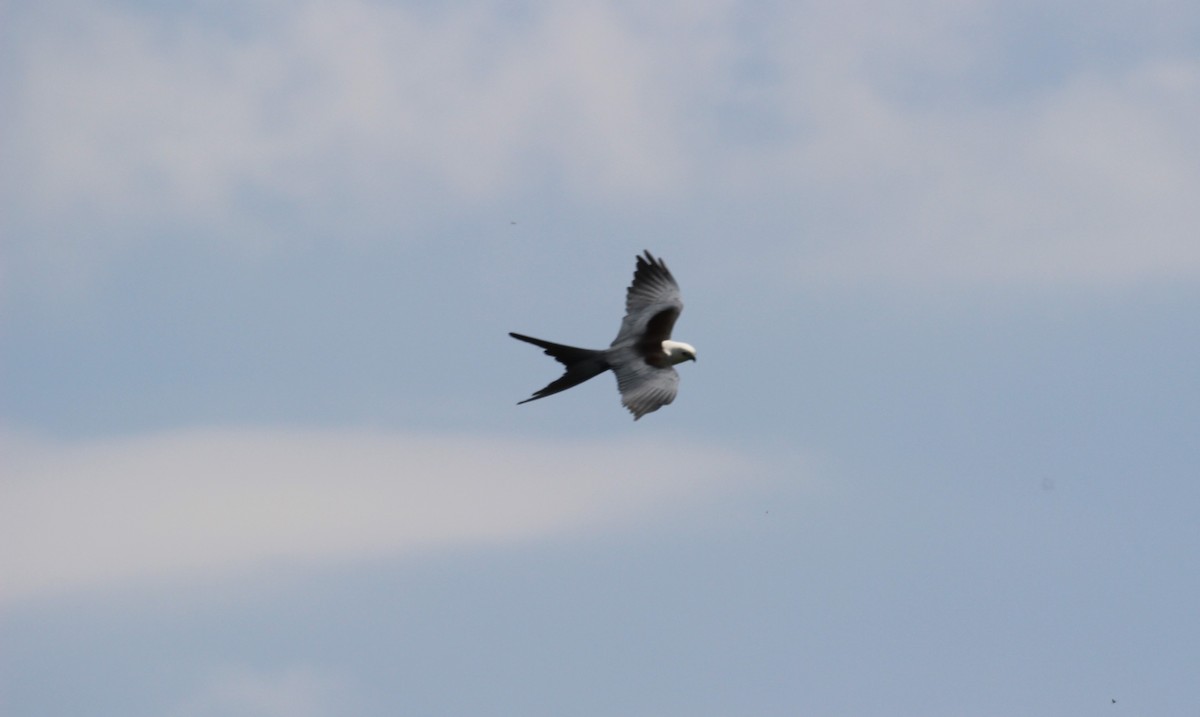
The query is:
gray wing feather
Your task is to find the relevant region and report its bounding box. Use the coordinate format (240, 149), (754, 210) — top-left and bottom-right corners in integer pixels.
(610, 347), (679, 420)
(610, 251), (683, 349)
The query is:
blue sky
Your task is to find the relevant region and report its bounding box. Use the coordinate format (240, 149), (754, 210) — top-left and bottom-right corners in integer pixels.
(3, 0), (1199, 715)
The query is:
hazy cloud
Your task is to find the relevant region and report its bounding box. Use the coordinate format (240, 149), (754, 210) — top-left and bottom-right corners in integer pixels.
(5, 0), (1199, 288)
(8, 1), (697, 227)
(0, 427), (748, 606)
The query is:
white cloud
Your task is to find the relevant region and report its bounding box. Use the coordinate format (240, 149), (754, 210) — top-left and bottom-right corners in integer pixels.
(0, 427), (748, 606)
(7, 1), (698, 227)
(5, 0), (1200, 287)
(744, 2), (1200, 287)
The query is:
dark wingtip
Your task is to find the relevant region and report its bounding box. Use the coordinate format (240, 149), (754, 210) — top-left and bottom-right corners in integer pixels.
(637, 250), (669, 274)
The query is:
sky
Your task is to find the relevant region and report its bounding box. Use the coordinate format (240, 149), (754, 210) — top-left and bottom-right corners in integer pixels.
(2, 0), (1199, 715)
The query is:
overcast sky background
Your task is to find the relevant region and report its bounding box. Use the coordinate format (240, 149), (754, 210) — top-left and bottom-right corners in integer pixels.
(3, 1), (1199, 715)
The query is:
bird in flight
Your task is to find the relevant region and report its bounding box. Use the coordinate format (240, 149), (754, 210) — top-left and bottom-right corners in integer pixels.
(510, 251), (696, 420)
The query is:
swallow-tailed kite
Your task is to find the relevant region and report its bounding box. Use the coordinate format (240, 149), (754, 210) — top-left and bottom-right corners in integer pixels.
(510, 251), (696, 420)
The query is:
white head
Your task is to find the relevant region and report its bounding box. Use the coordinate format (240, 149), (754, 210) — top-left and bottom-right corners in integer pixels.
(662, 340), (697, 365)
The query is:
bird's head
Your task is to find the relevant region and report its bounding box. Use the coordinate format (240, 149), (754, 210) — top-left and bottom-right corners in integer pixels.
(662, 340), (697, 365)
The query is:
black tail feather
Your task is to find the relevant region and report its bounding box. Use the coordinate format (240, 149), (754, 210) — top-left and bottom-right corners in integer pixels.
(509, 332), (610, 404)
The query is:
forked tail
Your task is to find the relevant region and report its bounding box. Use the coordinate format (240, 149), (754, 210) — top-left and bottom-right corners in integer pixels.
(509, 332), (611, 404)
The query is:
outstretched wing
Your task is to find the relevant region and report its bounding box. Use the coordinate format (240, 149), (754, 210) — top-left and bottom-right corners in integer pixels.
(612, 354), (679, 420)
(605, 251), (684, 419)
(610, 251), (683, 365)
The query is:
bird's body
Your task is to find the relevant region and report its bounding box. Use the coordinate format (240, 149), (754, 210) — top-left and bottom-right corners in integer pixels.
(510, 251), (696, 419)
